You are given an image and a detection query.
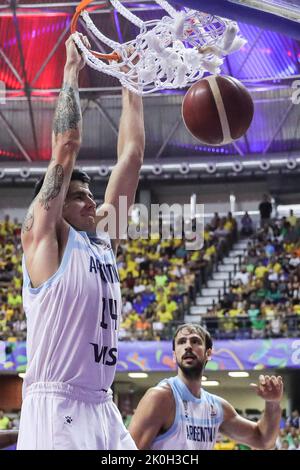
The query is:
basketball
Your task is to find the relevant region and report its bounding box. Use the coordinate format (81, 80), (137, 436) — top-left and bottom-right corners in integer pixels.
(182, 75), (254, 146)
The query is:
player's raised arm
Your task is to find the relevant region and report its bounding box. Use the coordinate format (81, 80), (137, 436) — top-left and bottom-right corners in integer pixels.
(220, 375), (283, 449)
(21, 35), (89, 287)
(96, 87), (145, 252)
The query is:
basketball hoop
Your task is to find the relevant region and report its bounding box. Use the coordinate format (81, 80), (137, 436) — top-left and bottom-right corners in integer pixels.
(71, 0), (247, 95)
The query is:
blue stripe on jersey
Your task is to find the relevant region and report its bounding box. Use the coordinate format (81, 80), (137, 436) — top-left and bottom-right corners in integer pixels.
(215, 395), (224, 423)
(172, 376), (203, 403)
(23, 226), (76, 295)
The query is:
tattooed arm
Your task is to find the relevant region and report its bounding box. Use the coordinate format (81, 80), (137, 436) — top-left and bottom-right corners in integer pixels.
(21, 35), (89, 287)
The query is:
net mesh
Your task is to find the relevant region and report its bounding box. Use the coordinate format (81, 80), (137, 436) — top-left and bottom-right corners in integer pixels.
(72, 0), (247, 95)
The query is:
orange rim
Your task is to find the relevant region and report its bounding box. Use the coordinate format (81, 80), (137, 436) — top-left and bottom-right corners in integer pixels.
(71, 0), (120, 62)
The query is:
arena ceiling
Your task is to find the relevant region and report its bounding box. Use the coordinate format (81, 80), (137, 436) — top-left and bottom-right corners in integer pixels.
(0, 0), (299, 175)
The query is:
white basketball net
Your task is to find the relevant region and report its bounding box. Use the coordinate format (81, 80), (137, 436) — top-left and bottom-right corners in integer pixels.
(72, 0), (247, 95)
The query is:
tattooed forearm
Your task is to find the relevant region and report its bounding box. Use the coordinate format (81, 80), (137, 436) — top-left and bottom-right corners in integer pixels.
(53, 83), (81, 137)
(39, 165), (64, 211)
(22, 204), (34, 233)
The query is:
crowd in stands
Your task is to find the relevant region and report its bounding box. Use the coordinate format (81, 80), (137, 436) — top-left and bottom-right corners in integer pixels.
(0, 216), (24, 342)
(276, 409), (300, 450)
(0, 409), (19, 431)
(0, 210), (238, 342)
(203, 209), (300, 340)
(118, 213), (237, 340)
(0, 206), (299, 342)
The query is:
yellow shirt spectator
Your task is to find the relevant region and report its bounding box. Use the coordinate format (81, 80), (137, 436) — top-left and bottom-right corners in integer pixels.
(214, 439), (236, 450)
(224, 220), (233, 231)
(293, 304), (300, 315)
(13, 277), (22, 289)
(0, 414), (10, 430)
(272, 262), (282, 273)
(155, 273), (168, 287)
(122, 312), (140, 329)
(263, 305), (276, 319)
(204, 230), (211, 241)
(287, 214), (297, 226)
(157, 307), (173, 324)
(216, 308), (224, 318)
(206, 245), (216, 257)
(165, 300), (178, 315)
(255, 265), (268, 278)
(228, 308), (242, 317)
(5, 306), (14, 321)
(7, 293), (22, 307)
(190, 251), (200, 261)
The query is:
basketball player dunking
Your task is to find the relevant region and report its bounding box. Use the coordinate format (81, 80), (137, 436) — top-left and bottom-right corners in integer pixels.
(129, 324), (284, 450)
(17, 35), (145, 449)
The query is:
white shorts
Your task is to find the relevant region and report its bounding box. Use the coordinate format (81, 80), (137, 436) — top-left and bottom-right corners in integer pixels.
(17, 382), (137, 450)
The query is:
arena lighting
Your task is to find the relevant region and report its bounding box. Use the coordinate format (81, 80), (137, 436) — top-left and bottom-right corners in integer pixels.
(206, 163), (217, 174)
(189, 163), (207, 171)
(260, 160), (271, 171)
(139, 164), (154, 174)
(232, 161), (243, 173)
(30, 167), (47, 175)
(128, 372), (149, 379)
(269, 158), (289, 165)
(229, 193), (236, 213)
(155, 164), (182, 174)
(202, 380), (219, 387)
(82, 165), (106, 173)
(98, 165), (109, 176)
(228, 372), (250, 378)
(286, 159), (297, 170)
(241, 161), (261, 168)
(215, 162), (233, 168)
(152, 164), (163, 175)
(19, 168), (31, 178)
(179, 163), (190, 174)
(190, 193), (196, 218)
(1, 157), (299, 180)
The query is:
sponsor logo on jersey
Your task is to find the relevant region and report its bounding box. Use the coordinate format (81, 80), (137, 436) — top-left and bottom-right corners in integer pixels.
(64, 416), (73, 424)
(90, 343), (118, 366)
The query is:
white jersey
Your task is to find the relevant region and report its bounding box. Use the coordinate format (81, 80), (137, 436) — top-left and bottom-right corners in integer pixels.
(22, 226), (121, 396)
(151, 376), (224, 450)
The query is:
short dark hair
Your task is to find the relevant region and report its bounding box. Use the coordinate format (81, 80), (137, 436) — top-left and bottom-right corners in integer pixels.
(172, 323), (213, 351)
(33, 168), (91, 199)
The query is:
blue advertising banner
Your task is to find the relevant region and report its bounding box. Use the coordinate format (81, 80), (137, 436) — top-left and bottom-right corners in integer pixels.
(1, 338), (300, 372)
